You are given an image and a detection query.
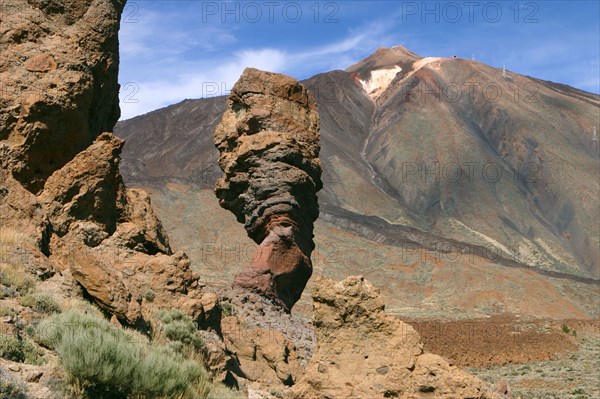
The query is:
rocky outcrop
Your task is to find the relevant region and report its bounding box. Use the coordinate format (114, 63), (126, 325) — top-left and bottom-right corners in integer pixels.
(34, 132), (214, 326)
(0, 0), (126, 193)
(0, 0), (216, 330)
(214, 68), (322, 311)
(0, 168), (50, 254)
(38, 132), (171, 254)
(199, 288), (314, 392)
(291, 276), (496, 399)
(118, 188), (171, 255)
(221, 315), (302, 386)
(68, 246), (213, 326)
(38, 133), (126, 239)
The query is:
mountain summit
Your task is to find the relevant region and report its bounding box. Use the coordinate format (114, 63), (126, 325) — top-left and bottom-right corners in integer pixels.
(347, 46), (424, 99)
(347, 46), (422, 73)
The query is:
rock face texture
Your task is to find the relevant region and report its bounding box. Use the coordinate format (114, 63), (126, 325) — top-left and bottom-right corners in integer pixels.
(209, 289), (315, 388)
(0, 0), (125, 193)
(36, 133), (213, 326)
(214, 68), (322, 311)
(38, 133), (171, 255)
(1, 131), (215, 327)
(38, 133), (127, 239)
(291, 276), (496, 399)
(0, 0), (217, 328)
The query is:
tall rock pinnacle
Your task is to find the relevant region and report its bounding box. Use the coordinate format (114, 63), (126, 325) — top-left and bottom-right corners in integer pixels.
(214, 68), (322, 311)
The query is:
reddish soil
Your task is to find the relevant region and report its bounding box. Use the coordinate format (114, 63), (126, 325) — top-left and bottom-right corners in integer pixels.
(405, 316), (599, 367)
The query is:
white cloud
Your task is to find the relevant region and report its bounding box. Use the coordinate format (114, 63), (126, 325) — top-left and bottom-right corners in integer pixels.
(119, 48), (288, 120)
(119, 8), (237, 59)
(117, 1), (600, 121)
(118, 9), (400, 120)
(236, 49), (288, 72)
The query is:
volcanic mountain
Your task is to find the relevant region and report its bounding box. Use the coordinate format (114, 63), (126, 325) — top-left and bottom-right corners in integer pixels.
(115, 46), (600, 319)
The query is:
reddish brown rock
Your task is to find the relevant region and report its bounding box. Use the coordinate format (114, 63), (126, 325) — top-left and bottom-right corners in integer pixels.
(201, 288), (315, 389)
(0, 168), (50, 255)
(111, 188), (171, 255)
(39, 133), (126, 238)
(214, 68), (322, 311)
(32, 131), (213, 326)
(69, 245), (211, 326)
(24, 54), (57, 72)
(221, 315), (302, 386)
(0, 0), (216, 336)
(38, 132), (171, 254)
(495, 379), (512, 397)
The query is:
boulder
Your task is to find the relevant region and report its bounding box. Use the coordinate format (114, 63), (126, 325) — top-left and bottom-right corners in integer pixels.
(69, 244), (213, 327)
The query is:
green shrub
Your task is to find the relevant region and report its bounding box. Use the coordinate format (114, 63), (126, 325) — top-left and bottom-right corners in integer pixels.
(0, 333), (44, 364)
(157, 309), (204, 350)
(133, 346), (207, 398)
(19, 293), (61, 314)
(37, 310), (208, 399)
(0, 307), (16, 318)
(206, 384), (245, 399)
(0, 264), (35, 295)
(220, 302), (236, 317)
(561, 324), (570, 334)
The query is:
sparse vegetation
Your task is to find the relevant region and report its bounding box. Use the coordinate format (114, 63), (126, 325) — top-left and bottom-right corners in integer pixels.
(0, 229), (29, 246)
(143, 288), (156, 301)
(0, 307), (16, 318)
(0, 333), (45, 364)
(561, 323), (578, 337)
(0, 263), (36, 296)
(156, 308), (204, 351)
(206, 384), (245, 399)
(37, 309), (210, 399)
(470, 334), (600, 399)
(220, 302), (236, 317)
(19, 293), (61, 314)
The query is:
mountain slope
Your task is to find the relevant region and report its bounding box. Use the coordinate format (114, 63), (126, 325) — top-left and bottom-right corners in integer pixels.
(115, 46), (600, 319)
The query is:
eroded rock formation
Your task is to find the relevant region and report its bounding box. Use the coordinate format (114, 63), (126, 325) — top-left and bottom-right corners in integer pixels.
(37, 132), (214, 326)
(214, 68), (322, 311)
(0, 0), (216, 329)
(291, 276), (497, 399)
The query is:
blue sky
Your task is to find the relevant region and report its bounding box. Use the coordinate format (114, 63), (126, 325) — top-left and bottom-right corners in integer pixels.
(118, 0), (600, 120)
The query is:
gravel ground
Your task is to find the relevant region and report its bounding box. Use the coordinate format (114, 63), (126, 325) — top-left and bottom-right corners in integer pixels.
(469, 334), (600, 399)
